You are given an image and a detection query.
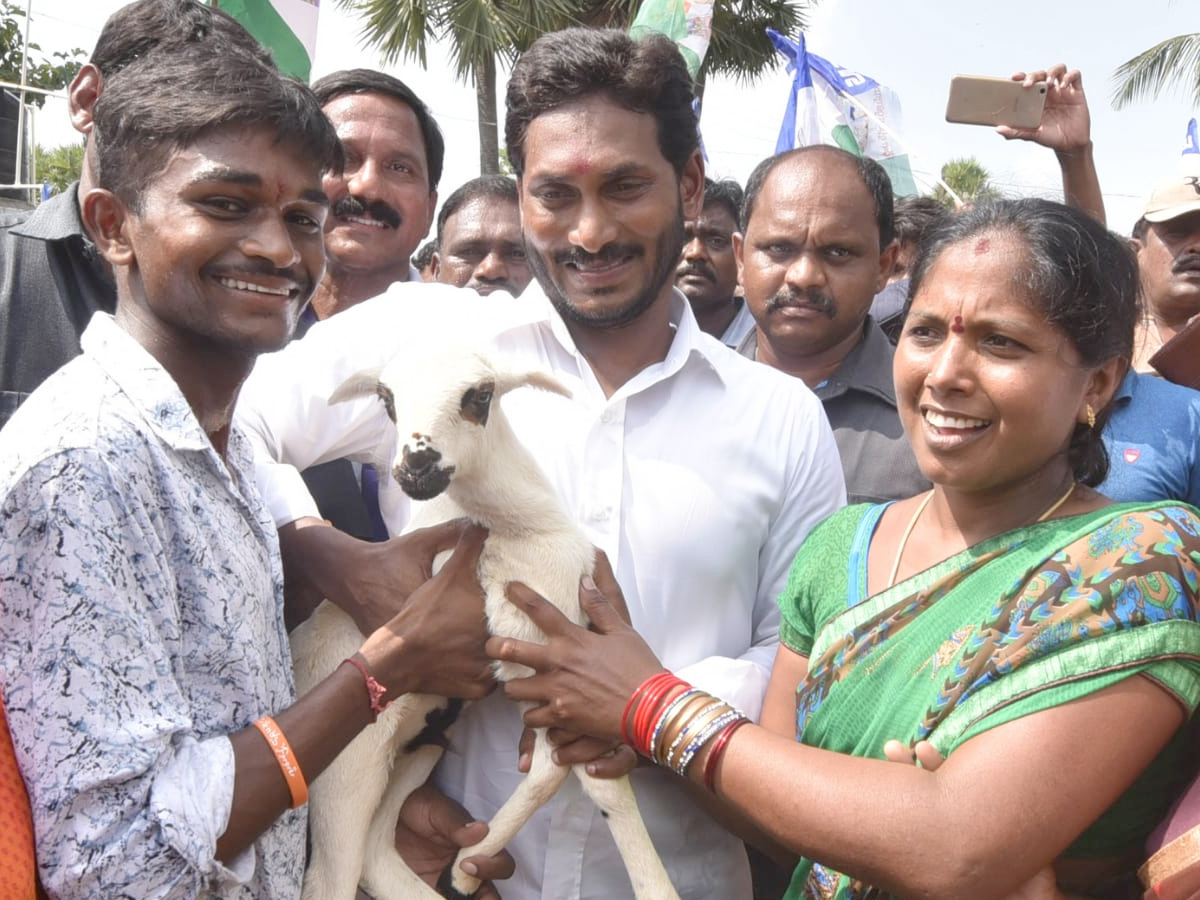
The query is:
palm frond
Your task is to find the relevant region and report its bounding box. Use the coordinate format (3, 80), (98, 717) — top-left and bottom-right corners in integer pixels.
(338, 0), (442, 68)
(701, 0), (806, 82)
(1111, 33), (1200, 109)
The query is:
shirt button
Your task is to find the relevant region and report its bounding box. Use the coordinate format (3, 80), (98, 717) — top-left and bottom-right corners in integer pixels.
(593, 506), (612, 522)
(600, 409), (616, 425)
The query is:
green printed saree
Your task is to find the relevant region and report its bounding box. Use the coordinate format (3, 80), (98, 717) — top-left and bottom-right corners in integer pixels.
(777, 501), (1200, 900)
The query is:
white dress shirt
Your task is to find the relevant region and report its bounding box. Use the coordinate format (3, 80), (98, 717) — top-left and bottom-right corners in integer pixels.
(236, 281), (846, 900)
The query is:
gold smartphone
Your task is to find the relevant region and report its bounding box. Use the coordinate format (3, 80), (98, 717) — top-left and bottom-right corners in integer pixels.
(945, 75), (1048, 129)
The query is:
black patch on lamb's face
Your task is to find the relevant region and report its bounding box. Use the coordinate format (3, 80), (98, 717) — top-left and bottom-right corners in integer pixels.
(376, 383), (396, 423)
(404, 698), (463, 752)
(460, 380), (495, 426)
(394, 443), (455, 501)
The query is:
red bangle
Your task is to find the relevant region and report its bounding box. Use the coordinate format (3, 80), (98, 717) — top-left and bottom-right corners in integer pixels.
(621, 672), (676, 745)
(343, 656), (391, 722)
(627, 673), (685, 756)
(703, 717), (749, 792)
(634, 679), (689, 758)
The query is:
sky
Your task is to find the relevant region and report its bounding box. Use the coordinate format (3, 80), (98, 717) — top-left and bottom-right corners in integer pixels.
(25, 0), (1200, 232)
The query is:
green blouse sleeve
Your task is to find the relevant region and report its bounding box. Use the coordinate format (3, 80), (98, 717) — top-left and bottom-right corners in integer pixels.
(777, 505), (865, 657)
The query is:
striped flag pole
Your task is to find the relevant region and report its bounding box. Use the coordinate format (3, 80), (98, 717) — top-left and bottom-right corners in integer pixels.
(213, 0), (320, 81)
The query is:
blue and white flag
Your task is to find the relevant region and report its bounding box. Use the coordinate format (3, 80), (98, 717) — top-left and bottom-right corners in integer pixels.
(767, 29), (916, 196)
(1184, 118), (1199, 156)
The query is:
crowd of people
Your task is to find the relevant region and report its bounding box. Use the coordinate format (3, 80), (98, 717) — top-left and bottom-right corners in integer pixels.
(0, 1), (1198, 899)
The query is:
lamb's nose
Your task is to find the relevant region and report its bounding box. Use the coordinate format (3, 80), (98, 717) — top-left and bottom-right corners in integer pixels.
(398, 446), (442, 478)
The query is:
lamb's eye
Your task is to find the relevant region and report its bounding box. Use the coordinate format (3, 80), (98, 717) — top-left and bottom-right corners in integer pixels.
(460, 383), (495, 425)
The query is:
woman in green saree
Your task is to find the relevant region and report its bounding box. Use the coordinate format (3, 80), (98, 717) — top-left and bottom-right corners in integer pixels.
(490, 198), (1200, 900)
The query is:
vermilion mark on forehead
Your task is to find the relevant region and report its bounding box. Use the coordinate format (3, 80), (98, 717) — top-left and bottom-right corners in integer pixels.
(951, 315), (965, 334)
(973, 237), (991, 254)
(570, 159), (594, 176)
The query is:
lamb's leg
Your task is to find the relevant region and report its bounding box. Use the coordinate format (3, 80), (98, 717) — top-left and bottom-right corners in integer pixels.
(358, 743), (447, 900)
(301, 724), (391, 900)
(296, 604), (381, 900)
(445, 727), (569, 898)
(575, 770), (681, 900)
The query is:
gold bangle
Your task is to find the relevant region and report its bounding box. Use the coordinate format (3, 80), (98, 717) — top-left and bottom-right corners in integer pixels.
(252, 716), (308, 809)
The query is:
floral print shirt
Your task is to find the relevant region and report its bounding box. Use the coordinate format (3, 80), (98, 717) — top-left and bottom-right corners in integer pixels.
(0, 314), (304, 898)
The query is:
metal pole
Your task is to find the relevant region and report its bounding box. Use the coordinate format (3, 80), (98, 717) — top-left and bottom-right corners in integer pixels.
(13, 0), (33, 201)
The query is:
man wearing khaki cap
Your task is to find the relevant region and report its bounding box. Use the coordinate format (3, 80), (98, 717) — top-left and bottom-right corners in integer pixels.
(1131, 170), (1200, 373)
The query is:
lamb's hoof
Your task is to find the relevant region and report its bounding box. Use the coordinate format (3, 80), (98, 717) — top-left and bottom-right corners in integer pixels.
(435, 866), (478, 900)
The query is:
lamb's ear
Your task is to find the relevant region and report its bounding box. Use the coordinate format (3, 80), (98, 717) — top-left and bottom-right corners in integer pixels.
(329, 367), (384, 406)
(496, 369), (572, 400)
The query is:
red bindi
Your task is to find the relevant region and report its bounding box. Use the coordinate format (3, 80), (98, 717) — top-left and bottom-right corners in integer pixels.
(951, 315), (965, 334)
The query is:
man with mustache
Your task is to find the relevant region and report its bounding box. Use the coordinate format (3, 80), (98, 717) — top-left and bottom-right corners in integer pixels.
(1131, 173), (1200, 374)
(307, 69), (443, 320)
(735, 146), (928, 504)
(675, 178), (755, 346)
(237, 28), (846, 899)
(294, 70), (444, 543)
(430, 175), (532, 297)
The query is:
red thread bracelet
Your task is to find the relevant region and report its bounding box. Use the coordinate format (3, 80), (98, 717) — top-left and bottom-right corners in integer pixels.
(343, 656), (391, 722)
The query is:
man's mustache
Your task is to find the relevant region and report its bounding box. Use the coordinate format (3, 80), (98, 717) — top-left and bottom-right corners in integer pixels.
(676, 261), (715, 282)
(1172, 253), (1200, 275)
(332, 195), (402, 230)
(552, 243), (643, 267)
(765, 287), (836, 318)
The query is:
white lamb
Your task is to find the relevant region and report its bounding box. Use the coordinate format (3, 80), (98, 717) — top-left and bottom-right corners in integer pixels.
(288, 342), (681, 900)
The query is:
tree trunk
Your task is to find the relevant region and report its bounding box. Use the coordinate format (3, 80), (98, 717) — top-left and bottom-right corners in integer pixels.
(476, 52), (499, 175)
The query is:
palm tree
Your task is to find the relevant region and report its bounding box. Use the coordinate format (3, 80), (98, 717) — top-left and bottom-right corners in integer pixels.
(931, 157), (1001, 210)
(341, 0), (589, 174)
(339, 0), (810, 174)
(1112, 34), (1200, 108)
(33, 142), (84, 196)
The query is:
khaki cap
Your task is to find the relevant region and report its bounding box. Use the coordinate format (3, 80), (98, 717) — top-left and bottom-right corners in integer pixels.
(1144, 170), (1200, 223)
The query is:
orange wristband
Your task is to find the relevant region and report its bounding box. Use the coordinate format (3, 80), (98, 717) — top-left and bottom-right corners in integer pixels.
(252, 716), (308, 808)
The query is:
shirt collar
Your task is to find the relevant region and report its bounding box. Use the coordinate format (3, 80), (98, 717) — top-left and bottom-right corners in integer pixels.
(513, 282), (728, 393)
(80, 313), (234, 458)
(816, 316), (897, 405)
(10, 182), (89, 242)
(1114, 368), (1137, 405)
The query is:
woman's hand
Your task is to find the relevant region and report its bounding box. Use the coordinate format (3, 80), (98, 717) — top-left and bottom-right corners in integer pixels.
(882, 739), (1084, 900)
(515, 726), (640, 778)
(490, 573), (664, 742)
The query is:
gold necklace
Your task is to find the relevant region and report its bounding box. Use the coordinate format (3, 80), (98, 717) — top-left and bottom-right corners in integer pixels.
(886, 481), (1077, 588)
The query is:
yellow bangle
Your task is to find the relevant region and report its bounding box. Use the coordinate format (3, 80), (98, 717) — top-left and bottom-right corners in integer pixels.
(252, 716), (308, 808)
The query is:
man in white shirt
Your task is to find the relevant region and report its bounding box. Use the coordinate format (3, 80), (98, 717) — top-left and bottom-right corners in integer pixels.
(237, 27), (845, 900)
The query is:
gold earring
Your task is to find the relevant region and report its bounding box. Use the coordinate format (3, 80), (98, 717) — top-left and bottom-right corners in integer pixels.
(1086, 404), (1096, 430)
